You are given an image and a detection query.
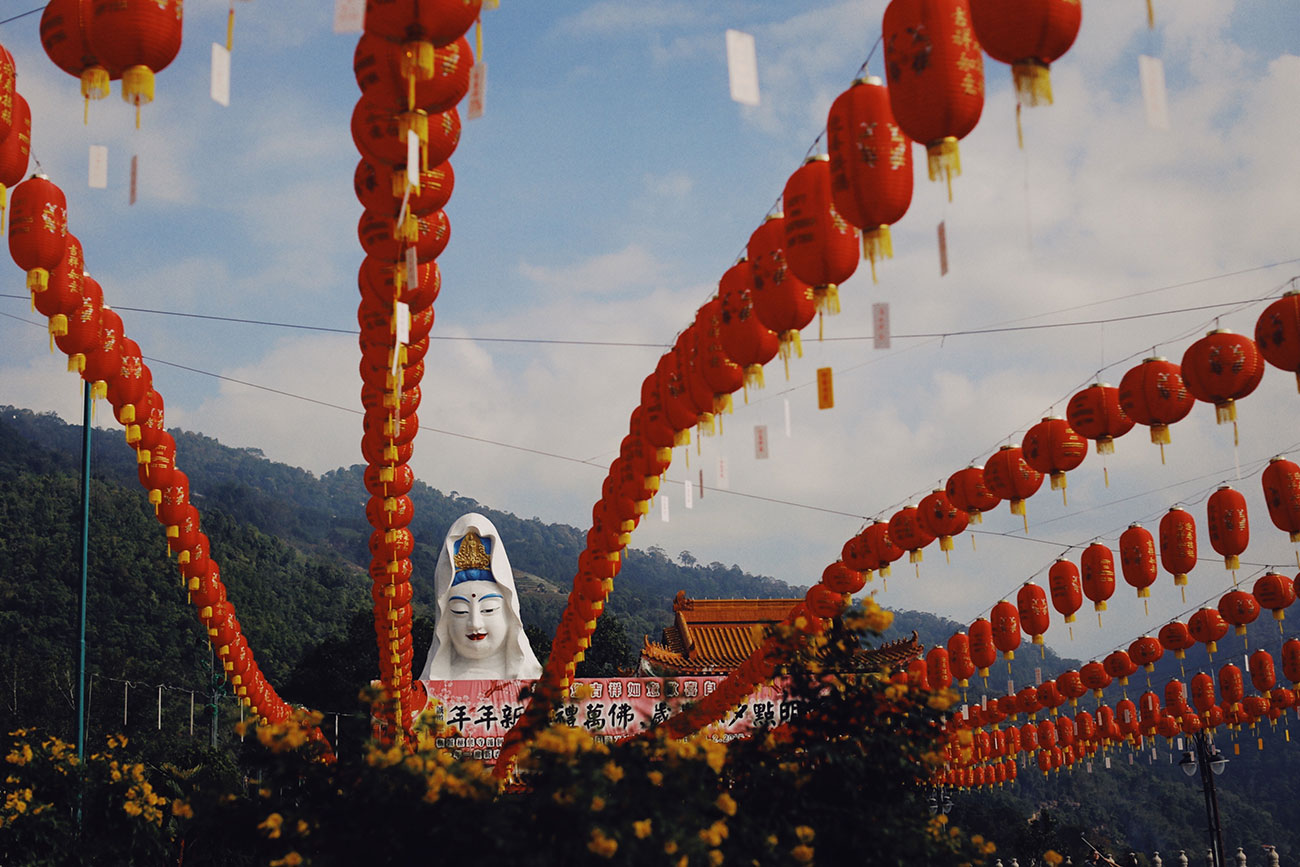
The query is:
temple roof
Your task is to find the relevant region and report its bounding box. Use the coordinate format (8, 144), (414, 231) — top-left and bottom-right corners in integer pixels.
(638, 591), (922, 676)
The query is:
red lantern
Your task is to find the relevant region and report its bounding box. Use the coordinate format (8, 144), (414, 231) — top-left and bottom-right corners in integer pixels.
(945, 465), (1002, 524)
(87, 0), (183, 126)
(1038, 681), (1064, 716)
(359, 208), (450, 264)
(1016, 581), (1050, 646)
(1058, 669), (1086, 706)
(352, 99), (461, 170)
(1118, 357), (1194, 457)
(0, 91), (31, 223)
(1129, 636), (1163, 672)
(991, 600), (1021, 661)
(1254, 290), (1300, 391)
(782, 155), (859, 322)
(748, 215), (815, 368)
(81, 307), (123, 398)
(40, 0), (121, 113)
(1048, 558), (1082, 624)
(822, 561), (866, 595)
(1188, 608), (1228, 655)
(1249, 650), (1276, 693)
(1115, 698), (1140, 737)
(882, 0), (984, 199)
(1118, 523), (1158, 601)
(33, 234), (83, 340)
(1218, 589), (1260, 637)
(1180, 329), (1264, 428)
(1022, 416), (1086, 501)
(926, 646), (953, 690)
(1080, 542), (1116, 615)
(918, 488), (968, 555)
(969, 0), (1080, 109)
(862, 521), (906, 577)
(1067, 382), (1134, 456)
(1217, 664), (1245, 706)
(983, 445), (1044, 522)
(354, 33), (473, 115)
(889, 504), (935, 564)
(806, 584), (848, 620)
(355, 158), (454, 219)
(1159, 620), (1195, 660)
(692, 299), (745, 415)
(825, 76), (913, 279)
(1261, 456), (1300, 543)
(1282, 639), (1300, 684)
(1080, 661), (1111, 698)
(1206, 485), (1249, 571)
(106, 338), (151, 425)
(718, 259), (780, 393)
(363, 0), (482, 48)
(1164, 678), (1188, 713)
(1253, 571), (1296, 622)
(1103, 650), (1138, 686)
(9, 174), (68, 295)
(841, 531), (879, 575)
(1158, 507), (1197, 595)
(948, 631), (975, 686)
(969, 617), (996, 677)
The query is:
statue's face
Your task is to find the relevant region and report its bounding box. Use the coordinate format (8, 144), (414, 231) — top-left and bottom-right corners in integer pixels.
(446, 580), (508, 661)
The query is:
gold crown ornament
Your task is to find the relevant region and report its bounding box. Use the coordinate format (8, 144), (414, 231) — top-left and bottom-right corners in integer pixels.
(453, 531), (492, 572)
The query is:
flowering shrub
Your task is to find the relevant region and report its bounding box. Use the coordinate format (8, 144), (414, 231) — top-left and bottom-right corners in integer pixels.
(1, 601), (993, 865)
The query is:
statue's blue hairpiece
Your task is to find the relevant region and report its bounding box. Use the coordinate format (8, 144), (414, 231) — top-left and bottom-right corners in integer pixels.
(451, 533), (497, 586)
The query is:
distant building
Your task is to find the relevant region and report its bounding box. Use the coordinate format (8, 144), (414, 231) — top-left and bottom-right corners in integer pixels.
(639, 591), (921, 676)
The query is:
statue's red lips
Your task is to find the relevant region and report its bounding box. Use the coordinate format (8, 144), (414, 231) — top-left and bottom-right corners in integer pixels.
(467, 633), (488, 641)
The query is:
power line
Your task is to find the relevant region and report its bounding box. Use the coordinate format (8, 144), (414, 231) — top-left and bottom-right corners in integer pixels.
(0, 5), (43, 26)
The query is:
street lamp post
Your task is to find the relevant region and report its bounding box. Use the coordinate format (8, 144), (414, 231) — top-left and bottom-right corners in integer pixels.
(1179, 731), (1228, 867)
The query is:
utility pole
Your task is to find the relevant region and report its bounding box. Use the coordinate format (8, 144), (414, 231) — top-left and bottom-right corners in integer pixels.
(75, 385), (92, 761)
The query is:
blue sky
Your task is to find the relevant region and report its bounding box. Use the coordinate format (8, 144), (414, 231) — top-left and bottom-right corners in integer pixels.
(2, 0), (1299, 665)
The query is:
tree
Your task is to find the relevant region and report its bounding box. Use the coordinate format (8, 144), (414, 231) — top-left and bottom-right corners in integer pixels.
(573, 611), (635, 678)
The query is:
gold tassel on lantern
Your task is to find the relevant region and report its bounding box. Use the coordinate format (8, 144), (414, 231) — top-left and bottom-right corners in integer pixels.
(862, 225), (893, 283)
(121, 65), (155, 129)
(1011, 61), (1053, 107)
(778, 330), (803, 379)
(926, 136), (962, 202)
(401, 41), (436, 110)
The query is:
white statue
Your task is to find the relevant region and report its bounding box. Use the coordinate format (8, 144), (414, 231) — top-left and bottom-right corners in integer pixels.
(419, 512), (543, 681)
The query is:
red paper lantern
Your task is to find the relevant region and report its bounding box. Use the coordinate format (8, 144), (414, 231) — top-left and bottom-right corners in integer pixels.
(1066, 382), (1134, 457)
(87, 0), (183, 125)
(1103, 650), (1138, 686)
(352, 99), (461, 170)
(825, 76), (913, 279)
(748, 215), (815, 367)
(1022, 416), (1086, 500)
(1217, 663), (1245, 705)
(1048, 558), (1082, 624)
(363, 0), (482, 48)
(1164, 621), (1190, 660)
(718, 258), (780, 393)
(1164, 678), (1188, 713)
(1180, 329), (1264, 427)
(1080, 543), (1116, 614)
(81, 307), (123, 398)
(1057, 669), (1086, 706)
(918, 488), (968, 554)
(1218, 589), (1260, 637)
(806, 584), (848, 620)
(1206, 485), (1249, 571)
(889, 504), (935, 564)
(105, 338), (151, 425)
(1253, 571), (1296, 622)
(982, 445), (1044, 521)
(926, 646), (953, 690)
(945, 465), (1002, 524)
(40, 0), (121, 110)
(782, 155), (859, 322)
(1118, 356), (1195, 458)
(969, 617), (996, 676)
(0, 91), (31, 219)
(1118, 523), (1158, 600)
(1079, 661), (1111, 697)
(9, 174), (68, 295)
(841, 532), (879, 575)
(354, 33), (473, 115)
(1261, 456), (1300, 543)
(33, 234), (83, 340)
(948, 631), (975, 686)
(862, 520), (906, 577)
(1188, 608), (1228, 655)
(822, 561), (866, 595)
(359, 208), (450, 264)
(882, 0), (984, 199)
(1016, 581), (1050, 645)
(1038, 681), (1064, 715)
(355, 158), (454, 219)
(1158, 506), (1197, 593)
(692, 299), (745, 416)
(1282, 639), (1300, 684)
(1249, 650), (1276, 693)
(991, 600), (1021, 661)
(1254, 290), (1300, 391)
(1129, 635), (1163, 672)
(969, 0), (1080, 108)
(1114, 698), (1139, 738)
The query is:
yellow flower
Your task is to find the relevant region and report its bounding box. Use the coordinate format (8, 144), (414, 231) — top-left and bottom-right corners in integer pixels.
(269, 853), (303, 867)
(1045, 851), (1064, 866)
(715, 792), (737, 816)
(122, 801), (142, 817)
(602, 761), (625, 783)
(795, 826), (815, 843)
(591, 796), (606, 812)
(297, 819), (310, 835)
(634, 819), (653, 839)
(791, 844), (815, 863)
(647, 771), (664, 786)
(664, 840), (679, 855)
(709, 849), (725, 866)
(587, 828), (618, 858)
(259, 813), (285, 839)
(700, 739), (727, 773)
(971, 835), (984, 846)
(928, 689), (956, 711)
(767, 835), (779, 848)
(699, 820), (729, 847)
(171, 800), (194, 819)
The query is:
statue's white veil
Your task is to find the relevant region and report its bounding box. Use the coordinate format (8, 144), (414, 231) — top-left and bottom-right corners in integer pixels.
(419, 512), (542, 680)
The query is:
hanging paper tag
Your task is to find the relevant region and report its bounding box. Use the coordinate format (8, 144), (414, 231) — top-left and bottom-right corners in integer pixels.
(872, 302), (891, 350)
(937, 220), (949, 276)
(395, 301), (411, 346)
(88, 146), (108, 189)
(129, 155), (138, 205)
(1087, 761), (1093, 773)
(1034, 667), (1042, 686)
(754, 425), (769, 460)
(210, 43), (231, 106)
(816, 367), (833, 409)
(1139, 55), (1169, 130)
(725, 30), (760, 106)
(1104, 756), (1111, 769)
(660, 494), (670, 523)
(1006, 679), (1014, 695)
(783, 398), (791, 437)
(683, 478), (693, 510)
(407, 130), (420, 177)
(961, 703), (969, 721)
(716, 457), (729, 489)
(698, 469), (704, 500)
(405, 246), (418, 292)
(1176, 737), (1184, 751)
(333, 0), (364, 33)
(467, 62), (487, 120)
